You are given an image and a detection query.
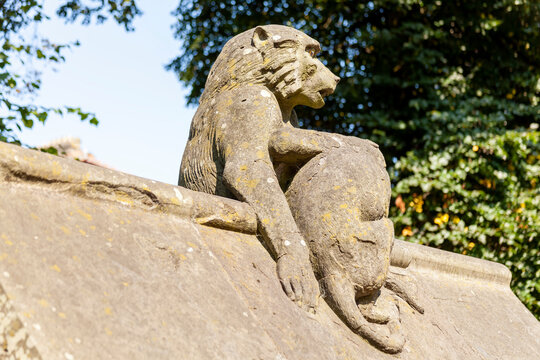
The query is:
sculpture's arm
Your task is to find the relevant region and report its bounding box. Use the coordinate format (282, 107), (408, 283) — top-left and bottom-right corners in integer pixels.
(269, 126), (385, 167)
(216, 91), (319, 311)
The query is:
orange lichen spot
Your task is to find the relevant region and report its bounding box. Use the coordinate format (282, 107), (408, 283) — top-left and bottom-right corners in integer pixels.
(51, 264), (61, 272)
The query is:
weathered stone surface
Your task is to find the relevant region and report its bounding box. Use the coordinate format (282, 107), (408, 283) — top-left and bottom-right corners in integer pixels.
(1, 142), (539, 359)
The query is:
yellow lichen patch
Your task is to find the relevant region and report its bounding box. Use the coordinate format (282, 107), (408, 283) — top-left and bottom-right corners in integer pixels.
(51, 161), (62, 176)
(256, 150), (265, 159)
(346, 186), (357, 194)
(60, 226), (71, 235)
(30, 213), (40, 220)
(222, 249), (235, 259)
(115, 191), (133, 206)
(104, 307), (113, 315)
(0, 253), (8, 261)
(79, 229), (87, 236)
(239, 165), (247, 171)
(178, 253), (187, 261)
(225, 145), (233, 157)
(72, 255), (80, 261)
(281, 132), (290, 137)
(245, 179), (260, 189)
(104, 327), (112, 336)
(50, 264), (61, 272)
(58, 312), (66, 319)
(261, 218), (270, 224)
(38, 299), (49, 307)
(4, 239), (13, 246)
(76, 209), (92, 221)
(322, 212), (332, 221)
(122, 282), (129, 287)
(90, 225), (96, 231)
(22, 312), (33, 319)
(339, 204), (348, 209)
(333, 185), (341, 190)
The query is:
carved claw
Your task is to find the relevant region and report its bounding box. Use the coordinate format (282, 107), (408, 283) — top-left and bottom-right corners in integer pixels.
(385, 271), (424, 314)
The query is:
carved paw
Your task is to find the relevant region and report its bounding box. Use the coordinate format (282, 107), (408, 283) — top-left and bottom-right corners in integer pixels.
(277, 253), (320, 312)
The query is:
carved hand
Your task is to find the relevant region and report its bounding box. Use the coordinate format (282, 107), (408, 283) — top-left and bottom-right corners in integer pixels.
(277, 252), (320, 312)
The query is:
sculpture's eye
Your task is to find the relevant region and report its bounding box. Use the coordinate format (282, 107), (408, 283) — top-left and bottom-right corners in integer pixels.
(308, 48), (316, 58)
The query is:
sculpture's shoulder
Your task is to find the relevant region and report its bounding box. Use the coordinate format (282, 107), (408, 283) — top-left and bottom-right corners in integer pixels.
(212, 85), (280, 112)
(206, 85), (283, 133)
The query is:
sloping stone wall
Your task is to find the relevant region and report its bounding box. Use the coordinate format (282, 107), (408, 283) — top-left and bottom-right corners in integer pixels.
(0, 141), (538, 359)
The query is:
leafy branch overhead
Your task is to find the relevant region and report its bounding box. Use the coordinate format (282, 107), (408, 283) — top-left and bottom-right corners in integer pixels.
(0, 0), (140, 144)
(168, 0), (540, 318)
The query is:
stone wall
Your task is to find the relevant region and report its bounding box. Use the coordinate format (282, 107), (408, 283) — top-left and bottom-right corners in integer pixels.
(0, 141), (538, 359)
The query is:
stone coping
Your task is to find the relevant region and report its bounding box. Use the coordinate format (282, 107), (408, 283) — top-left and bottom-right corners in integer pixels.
(0, 141), (512, 287)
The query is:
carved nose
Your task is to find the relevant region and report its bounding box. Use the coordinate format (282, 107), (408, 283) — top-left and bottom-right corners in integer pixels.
(334, 76), (340, 84)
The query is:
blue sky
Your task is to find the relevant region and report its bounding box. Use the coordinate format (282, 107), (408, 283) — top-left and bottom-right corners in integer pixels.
(16, 0), (195, 185)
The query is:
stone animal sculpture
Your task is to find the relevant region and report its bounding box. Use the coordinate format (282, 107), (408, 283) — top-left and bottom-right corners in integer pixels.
(179, 24), (421, 353)
(285, 145), (423, 353)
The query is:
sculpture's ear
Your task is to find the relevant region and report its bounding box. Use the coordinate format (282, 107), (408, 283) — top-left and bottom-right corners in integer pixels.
(252, 26), (273, 50)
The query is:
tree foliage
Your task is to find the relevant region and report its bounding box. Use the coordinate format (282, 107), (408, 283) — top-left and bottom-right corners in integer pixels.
(0, 0), (140, 145)
(169, 0), (540, 317)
